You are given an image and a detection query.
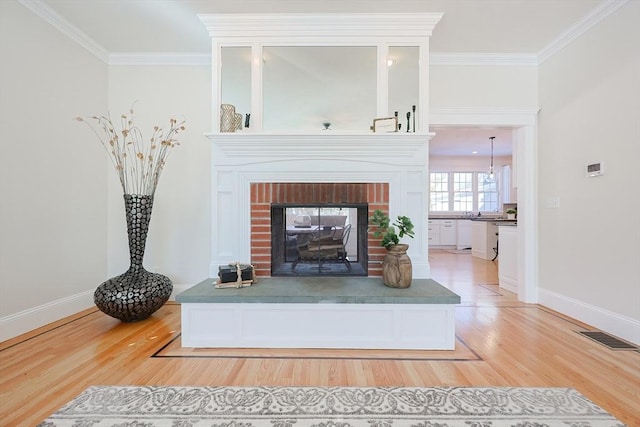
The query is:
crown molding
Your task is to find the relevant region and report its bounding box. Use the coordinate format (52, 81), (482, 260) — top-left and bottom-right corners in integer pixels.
(199, 13), (444, 40)
(20, 1), (628, 68)
(538, 0), (631, 64)
(109, 53), (211, 66)
(430, 53), (537, 67)
(17, 0), (109, 64)
(106, 52), (539, 67)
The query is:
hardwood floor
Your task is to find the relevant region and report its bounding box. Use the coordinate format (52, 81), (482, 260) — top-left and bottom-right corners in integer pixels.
(1, 250), (638, 426)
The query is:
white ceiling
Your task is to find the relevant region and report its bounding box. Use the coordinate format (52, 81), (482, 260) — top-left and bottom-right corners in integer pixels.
(37, 0), (604, 54)
(30, 0), (611, 157)
(429, 127), (514, 157)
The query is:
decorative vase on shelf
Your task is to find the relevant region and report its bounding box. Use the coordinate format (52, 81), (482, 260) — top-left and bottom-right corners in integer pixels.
(234, 113), (243, 130)
(382, 244), (412, 288)
(369, 209), (415, 289)
(220, 104), (236, 132)
(94, 194), (172, 322)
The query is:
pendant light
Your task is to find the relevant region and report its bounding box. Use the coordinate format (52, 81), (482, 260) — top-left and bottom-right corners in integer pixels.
(486, 136), (496, 183)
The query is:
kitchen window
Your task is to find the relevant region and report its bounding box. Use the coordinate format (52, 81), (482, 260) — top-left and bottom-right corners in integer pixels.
(478, 173), (499, 212)
(430, 172), (449, 211)
(430, 172), (499, 213)
(453, 172), (473, 212)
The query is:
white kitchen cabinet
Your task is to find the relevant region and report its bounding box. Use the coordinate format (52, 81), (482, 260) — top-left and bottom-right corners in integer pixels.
(440, 220), (457, 245)
(456, 220), (472, 250)
(502, 164), (517, 203)
(471, 221), (498, 260)
(428, 220), (441, 245)
(502, 165), (511, 203)
(511, 138), (518, 189)
(498, 225), (518, 294)
(428, 219), (457, 247)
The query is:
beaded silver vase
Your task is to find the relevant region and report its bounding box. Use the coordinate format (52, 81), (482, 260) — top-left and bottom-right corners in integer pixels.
(94, 194), (172, 322)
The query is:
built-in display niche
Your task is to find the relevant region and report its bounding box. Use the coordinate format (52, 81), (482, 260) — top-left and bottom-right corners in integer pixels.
(220, 46), (251, 124)
(388, 46), (419, 132)
(271, 205), (368, 277)
(263, 46), (377, 132)
(221, 45), (419, 133)
(202, 13), (443, 134)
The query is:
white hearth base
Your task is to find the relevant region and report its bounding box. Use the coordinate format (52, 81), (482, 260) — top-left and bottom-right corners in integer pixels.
(180, 302), (456, 350)
(177, 277), (460, 350)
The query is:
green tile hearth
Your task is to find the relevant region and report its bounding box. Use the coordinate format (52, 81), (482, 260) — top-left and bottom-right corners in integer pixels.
(176, 277), (460, 305)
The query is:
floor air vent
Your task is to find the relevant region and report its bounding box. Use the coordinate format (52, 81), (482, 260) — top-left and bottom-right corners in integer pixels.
(577, 331), (639, 351)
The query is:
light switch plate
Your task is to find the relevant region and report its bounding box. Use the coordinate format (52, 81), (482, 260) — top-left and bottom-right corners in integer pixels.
(546, 196), (560, 209)
(586, 162), (604, 177)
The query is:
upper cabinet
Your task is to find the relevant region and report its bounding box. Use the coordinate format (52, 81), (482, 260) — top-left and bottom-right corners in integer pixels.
(199, 13), (443, 134)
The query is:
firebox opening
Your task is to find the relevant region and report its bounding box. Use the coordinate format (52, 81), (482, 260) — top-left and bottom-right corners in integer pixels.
(271, 204), (368, 276)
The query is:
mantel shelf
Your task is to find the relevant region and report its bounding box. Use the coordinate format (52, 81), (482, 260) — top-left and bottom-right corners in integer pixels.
(206, 132), (434, 162)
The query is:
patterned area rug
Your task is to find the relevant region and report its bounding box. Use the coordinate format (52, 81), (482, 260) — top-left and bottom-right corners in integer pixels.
(38, 386), (624, 427)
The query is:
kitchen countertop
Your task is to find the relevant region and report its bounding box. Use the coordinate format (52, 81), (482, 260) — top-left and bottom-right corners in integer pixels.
(429, 216), (516, 223)
(429, 216), (465, 220)
(470, 218), (517, 223)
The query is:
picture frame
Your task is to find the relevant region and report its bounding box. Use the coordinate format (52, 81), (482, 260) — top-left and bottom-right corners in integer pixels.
(372, 117), (398, 133)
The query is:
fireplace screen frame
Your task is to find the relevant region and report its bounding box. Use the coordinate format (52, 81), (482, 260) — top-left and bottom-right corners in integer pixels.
(271, 203), (369, 277)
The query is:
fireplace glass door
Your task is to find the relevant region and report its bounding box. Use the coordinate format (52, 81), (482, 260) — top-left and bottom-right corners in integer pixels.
(271, 205), (368, 276)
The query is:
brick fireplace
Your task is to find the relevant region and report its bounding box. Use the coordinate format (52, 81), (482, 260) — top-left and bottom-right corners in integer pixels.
(205, 133), (432, 280)
(250, 182), (389, 277)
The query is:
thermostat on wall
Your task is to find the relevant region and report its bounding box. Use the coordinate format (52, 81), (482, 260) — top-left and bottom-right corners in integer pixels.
(586, 162), (604, 177)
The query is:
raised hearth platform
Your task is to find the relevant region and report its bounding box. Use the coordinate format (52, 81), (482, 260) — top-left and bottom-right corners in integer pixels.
(176, 277), (460, 350)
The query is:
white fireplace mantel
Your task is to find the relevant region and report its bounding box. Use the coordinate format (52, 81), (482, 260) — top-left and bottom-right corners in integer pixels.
(206, 132), (433, 164)
(207, 132), (433, 279)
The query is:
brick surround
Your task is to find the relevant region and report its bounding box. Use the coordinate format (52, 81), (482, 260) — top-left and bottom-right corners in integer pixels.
(250, 183), (389, 278)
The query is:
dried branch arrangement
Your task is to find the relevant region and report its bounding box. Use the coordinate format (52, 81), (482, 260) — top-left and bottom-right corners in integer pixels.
(76, 107), (186, 195)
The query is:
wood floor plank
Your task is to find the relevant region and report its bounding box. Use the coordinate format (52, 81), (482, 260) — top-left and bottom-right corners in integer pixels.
(1, 251), (638, 426)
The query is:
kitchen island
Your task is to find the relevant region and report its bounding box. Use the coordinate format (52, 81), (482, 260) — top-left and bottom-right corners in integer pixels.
(470, 218), (517, 260)
(497, 224), (518, 293)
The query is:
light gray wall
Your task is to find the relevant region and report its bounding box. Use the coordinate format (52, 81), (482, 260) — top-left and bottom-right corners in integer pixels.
(0, 1), (108, 337)
(430, 65), (538, 108)
(538, 2), (640, 326)
(107, 67), (212, 286)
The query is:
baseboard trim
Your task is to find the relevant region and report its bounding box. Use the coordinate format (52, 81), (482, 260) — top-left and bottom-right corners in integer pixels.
(0, 290), (94, 342)
(171, 284), (194, 300)
(499, 279), (517, 294)
(538, 288), (640, 346)
(1, 283), (195, 342)
(11, 285), (635, 347)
